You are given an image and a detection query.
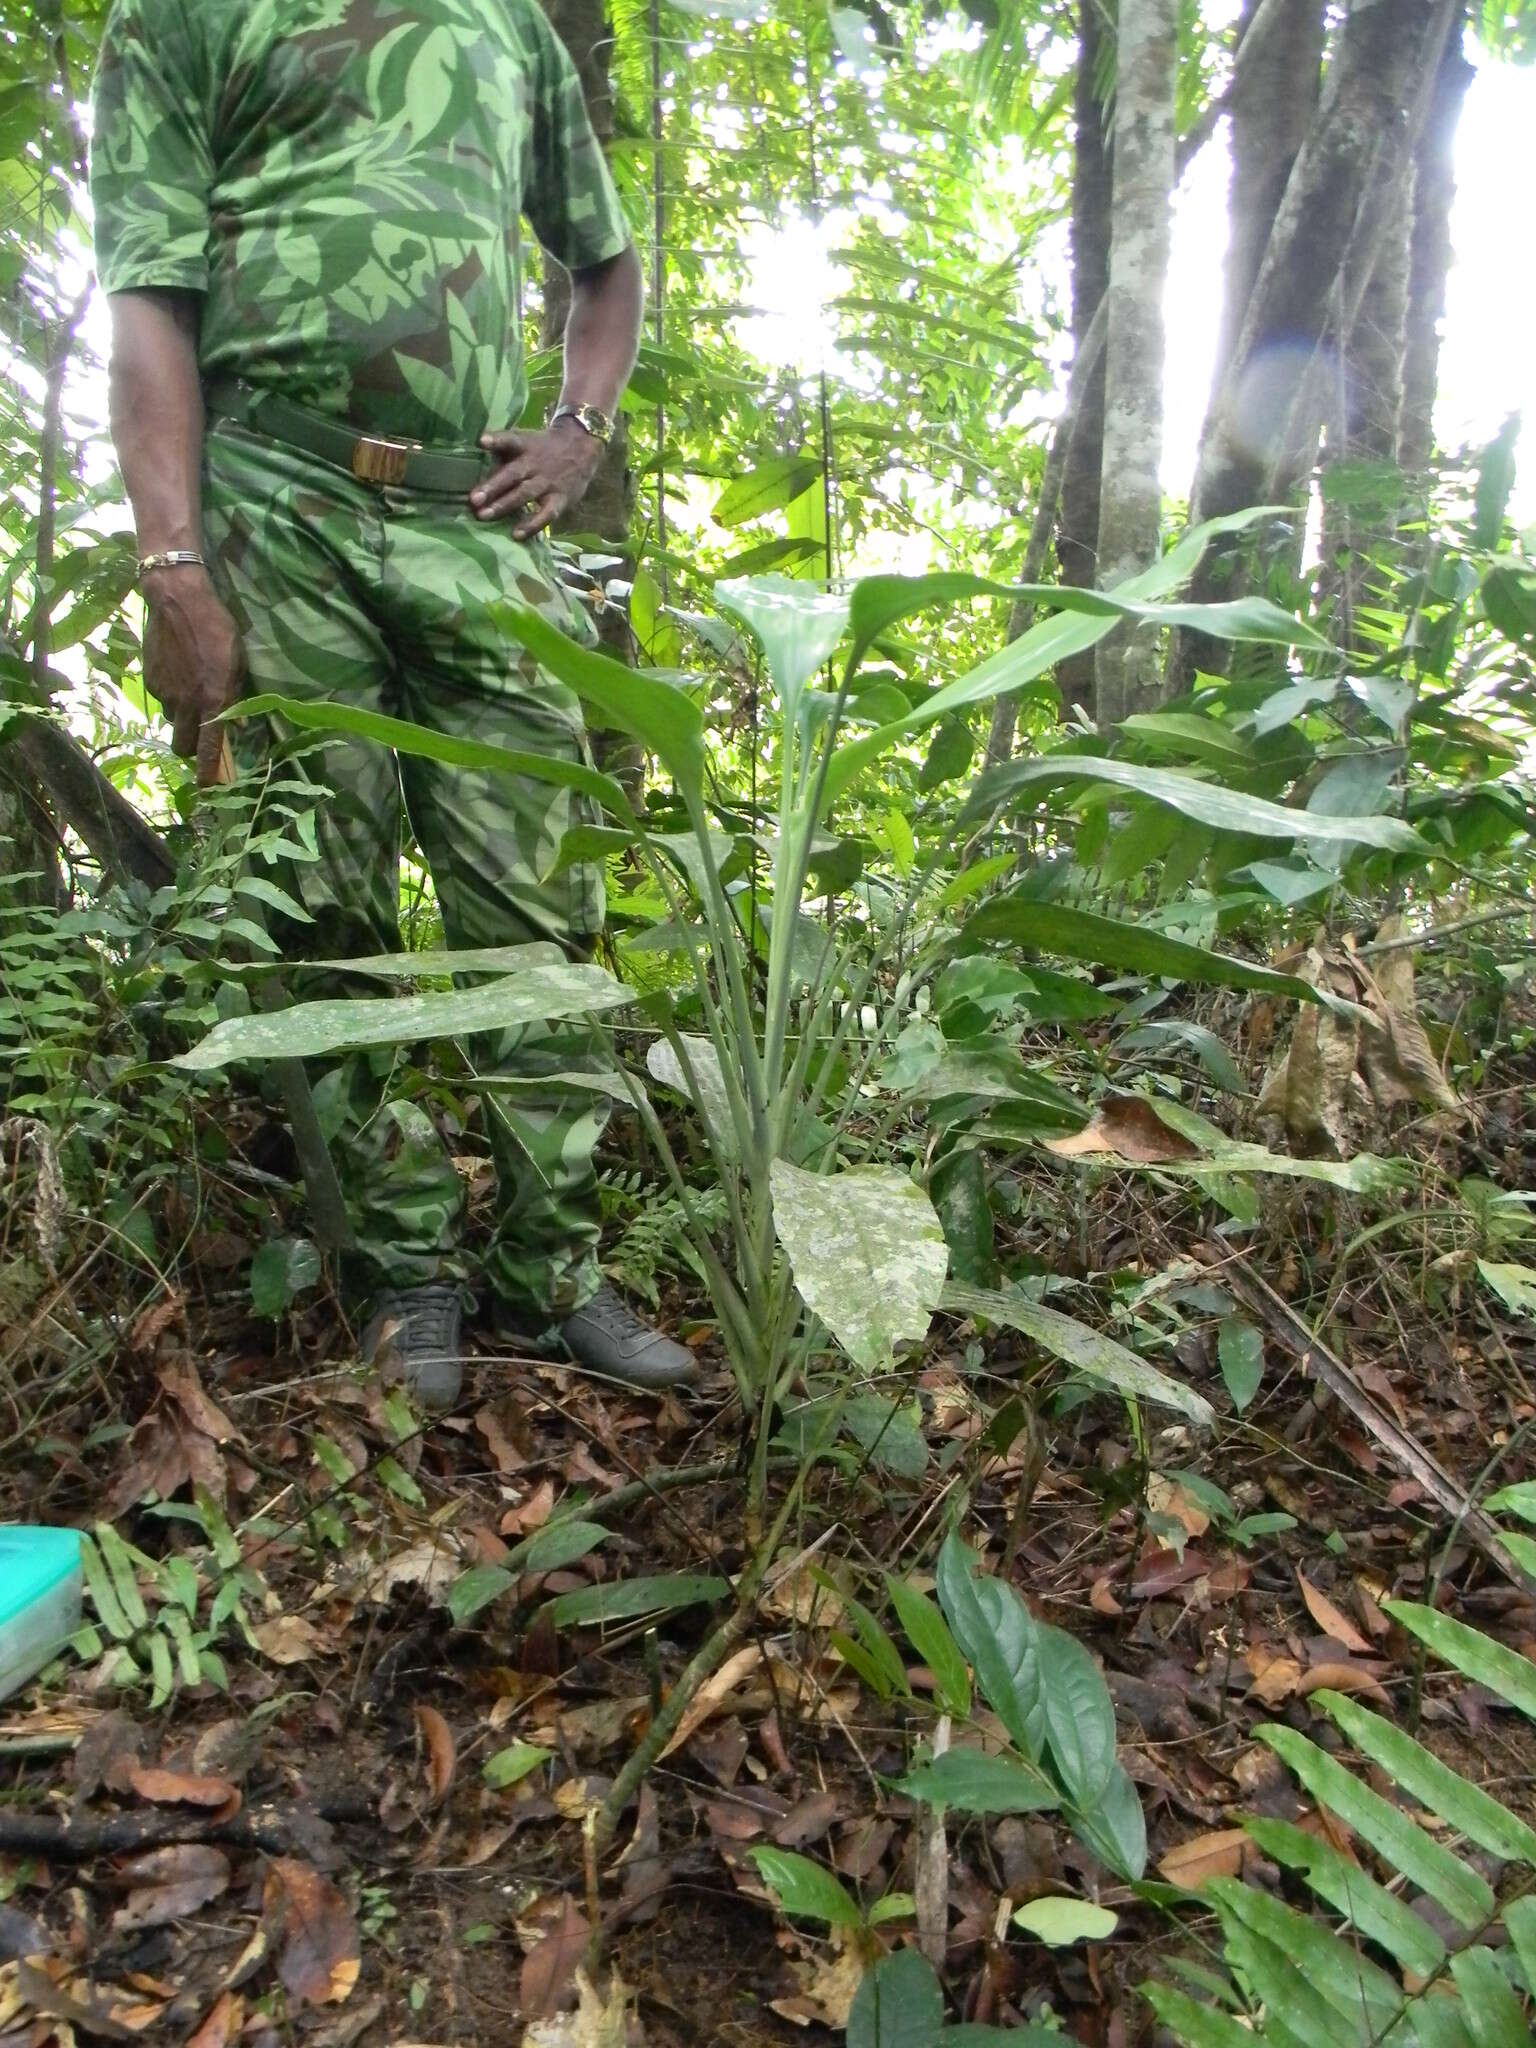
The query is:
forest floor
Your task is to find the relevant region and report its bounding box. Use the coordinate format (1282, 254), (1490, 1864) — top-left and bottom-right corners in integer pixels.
(3, 993), (1536, 2047)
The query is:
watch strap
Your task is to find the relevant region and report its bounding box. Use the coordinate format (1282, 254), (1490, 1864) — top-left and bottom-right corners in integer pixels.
(548, 401), (615, 444)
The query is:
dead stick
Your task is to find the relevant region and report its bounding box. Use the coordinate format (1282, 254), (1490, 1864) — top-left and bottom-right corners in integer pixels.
(0, 1797), (374, 1863)
(1212, 1244), (1536, 1595)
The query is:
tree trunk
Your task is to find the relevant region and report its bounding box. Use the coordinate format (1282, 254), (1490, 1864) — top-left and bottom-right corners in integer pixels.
(1399, 4), (1473, 474)
(1093, 0), (1176, 731)
(1055, 0), (1112, 721)
(1173, 0), (1440, 683)
(1209, 0), (1324, 404)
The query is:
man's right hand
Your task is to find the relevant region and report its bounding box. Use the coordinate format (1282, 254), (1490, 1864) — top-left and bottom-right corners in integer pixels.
(141, 567), (246, 787)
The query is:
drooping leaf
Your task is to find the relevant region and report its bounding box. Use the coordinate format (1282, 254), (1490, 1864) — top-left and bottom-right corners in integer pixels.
(898, 1747), (1058, 1815)
(1036, 1626), (1117, 1807)
(540, 1574), (729, 1628)
(712, 456), (824, 528)
(179, 962), (631, 1069)
(235, 693), (625, 812)
(967, 753), (1421, 853)
(1207, 1878), (1403, 2039)
(249, 1237), (321, 1318)
(1242, 1816), (1446, 1979)
(944, 1282), (1214, 1426)
(715, 575), (851, 715)
(769, 1160), (949, 1370)
(1066, 1762), (1147, 1882)
(957, 899), (1344, 1010)
(748, 1847), (861, 1929)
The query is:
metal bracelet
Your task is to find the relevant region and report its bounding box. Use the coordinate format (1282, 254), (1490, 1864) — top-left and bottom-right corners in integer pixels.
(136, 549), (206, 581)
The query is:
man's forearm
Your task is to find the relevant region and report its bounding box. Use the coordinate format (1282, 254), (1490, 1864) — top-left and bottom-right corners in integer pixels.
(557, 243), (644, 418)
(107, 289), (206, 555)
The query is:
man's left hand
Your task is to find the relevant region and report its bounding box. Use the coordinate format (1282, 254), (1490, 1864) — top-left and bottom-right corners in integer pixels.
(472, 418), (603, 539)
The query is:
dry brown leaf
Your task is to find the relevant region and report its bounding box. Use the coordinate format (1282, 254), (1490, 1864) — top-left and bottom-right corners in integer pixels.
(413, 1706), (456, 1805)
(129, 1296), (184, 1354)
(519, 1899), (592, 2021)
(521, 1968), (640, 2047)
(552, 1777), (604, 1821)
(1298, 1575), (1373, 1656)
(772, 1791), (841, 1851)
(769, 1948), (866, 2032)
(158, 1362), (241, 1445)
(374, 1540), (461, 1602)
(475, 1397), (531, 1476)
(110, 1872), (231, 1935)
(1089, 1575), (1124, 1618)
(1045, 1094), (1201, 1164)
(262, 1858), (360, 2009)
(116, 1844), (229, 1891)
(1244, 1646), (1304, 1706)
(72, 1710), (145, 1798)
(1298, 1662), (1392, 1707)
(658, 1645), (766, 1759)
(1147, 1473), (1211, 1539)
(185, 1991), (243, 2048)
(1157, 1828), (1252, 1888)
(127, 1766), (238, 1811)
(252, 1614), (329, 1667)
(501, 1479), (557, 1538)
(1352, 1578), (1391, 1641)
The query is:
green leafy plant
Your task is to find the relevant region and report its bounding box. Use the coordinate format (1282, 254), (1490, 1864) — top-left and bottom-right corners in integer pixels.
(74, 1498), (261, 1703)
(1146, 1601), (1536, 2045)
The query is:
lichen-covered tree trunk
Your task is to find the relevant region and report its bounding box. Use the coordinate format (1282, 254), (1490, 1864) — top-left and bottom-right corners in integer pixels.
(1209, 0), (1325, 405)
(1399, 4), (1474, 474)
(1054, 0), (1112, 722)
(1093, 0), (1175, 731)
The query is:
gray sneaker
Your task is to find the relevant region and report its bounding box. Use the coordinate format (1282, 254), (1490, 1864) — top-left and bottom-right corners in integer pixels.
(362, 1284), (465, 1410)
(558, 1283), (699, 1389)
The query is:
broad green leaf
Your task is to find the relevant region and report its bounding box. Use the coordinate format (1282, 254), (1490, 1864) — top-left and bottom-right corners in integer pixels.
(235, 693), (626, 812)
(1216, 1317), (1264, 1412)
(1258, 1724), (1494, 1929)
(492, 602), (708, 799)
(1213, 1914), (1357, 2048)
(826, 508), (1319, 801)
(843, 1394), (929, 1477)
(1212, 1875), (1417, 2039)
(376, 1456), (425, 1508)
(945, 1282), (1214, 1426)
(250, 1236), (321, 1317)
(482, 1740), (551, 1788)
(304, 942), (575, 981)
(1141, 1983), (1258, 2048)
(541, 1573), (729, 1628)
(179, 962), (631, 1068)
(1118, 710), (1256, 764)
(518, 1520), (609, 1572)
(846, 1949), (944, 2048)
(935, 1532), (1045, 1759)
(1449, 1948), (1530, 2048)
(1117, 1018), (1245, 1092)
(1477, 1259), (1536, 1318)
(1012, 1897), (1117, 1946)
(1243, 1815), (1446, 1979)
(748, 1847), (861, 1929)
(769, 1160), (948, 1370)
(958, 899), (1340, 1010)
(96, 1524), (149, 1633)
(898, 1748), (1058, 1815)
(1066, 1762), (1147, 1882)
(446, 1565), (513, 1625)
(968, 752), (1422, 854)
(866, 1893), (916, 1927)
(646, 1035), (739, 1160)
(712, 456), (824, 527)
(1037, 1625), (1117, 1806)
(715, 575), (850, 715)
(816, 1573), (911, 1701)
(884, 1574), (970, 1716)
(1487, 1481), (1536, 1524)
(147, 1628), (174, 1709)
(1314, 1689), (1536, 1865)
(1504, 1897), (1536, 2000)
(1383, 1600), (1536, 1722)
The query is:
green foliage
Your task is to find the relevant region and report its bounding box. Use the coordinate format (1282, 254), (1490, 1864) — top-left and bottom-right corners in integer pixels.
(1146, 1607), (1536, 2045)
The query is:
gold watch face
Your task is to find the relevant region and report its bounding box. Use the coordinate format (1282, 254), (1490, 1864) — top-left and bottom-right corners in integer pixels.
(574, 405), (613, 444)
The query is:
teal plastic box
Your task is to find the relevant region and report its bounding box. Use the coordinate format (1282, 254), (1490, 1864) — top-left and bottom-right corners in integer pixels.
(0, 1528), (82, 1703)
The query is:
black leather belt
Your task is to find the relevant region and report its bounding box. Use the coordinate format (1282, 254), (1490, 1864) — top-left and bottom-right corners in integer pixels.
(205, 378), (488, 493)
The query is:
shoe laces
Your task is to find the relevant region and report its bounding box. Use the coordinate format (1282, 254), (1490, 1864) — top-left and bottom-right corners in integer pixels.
(378, 1284), (461, 1354)
(578, 1282), (642, 1337)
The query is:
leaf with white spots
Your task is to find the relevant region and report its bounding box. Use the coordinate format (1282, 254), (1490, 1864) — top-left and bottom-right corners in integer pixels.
(769, 1161), (948, 1370)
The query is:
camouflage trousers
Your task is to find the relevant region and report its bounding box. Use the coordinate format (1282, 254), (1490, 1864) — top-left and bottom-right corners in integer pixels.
(204, 420), (610, 1318)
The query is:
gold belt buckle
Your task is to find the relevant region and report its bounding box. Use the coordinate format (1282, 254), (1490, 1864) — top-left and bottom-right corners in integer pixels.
(351, 433), (416, 487)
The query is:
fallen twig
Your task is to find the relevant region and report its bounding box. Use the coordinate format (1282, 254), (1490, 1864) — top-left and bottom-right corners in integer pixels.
(0, 1797), (374, 1863)
(1213, 1244), (1536, 1595)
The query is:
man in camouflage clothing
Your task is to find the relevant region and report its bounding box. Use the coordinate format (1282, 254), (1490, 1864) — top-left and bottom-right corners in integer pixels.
(90, 0), (695, 1402)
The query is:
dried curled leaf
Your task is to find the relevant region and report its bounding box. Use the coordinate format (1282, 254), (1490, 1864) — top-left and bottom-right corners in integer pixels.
(261, 1858), (360, 2009)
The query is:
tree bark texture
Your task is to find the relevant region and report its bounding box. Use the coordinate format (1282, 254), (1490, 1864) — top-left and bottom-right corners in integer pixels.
(1399, 4), (1473, 474)
(1055, 0), (1112, 718)
(1208, 0), (1324, 404)
(1174, 0), (1439, 682)
(1093, 0), (1175, 730)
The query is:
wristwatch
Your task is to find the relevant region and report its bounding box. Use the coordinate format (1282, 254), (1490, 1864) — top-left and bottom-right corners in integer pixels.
(547, 401), (615, 445)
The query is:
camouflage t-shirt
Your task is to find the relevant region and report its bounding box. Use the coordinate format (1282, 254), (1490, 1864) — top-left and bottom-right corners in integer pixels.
(89, 0), (632, 444)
